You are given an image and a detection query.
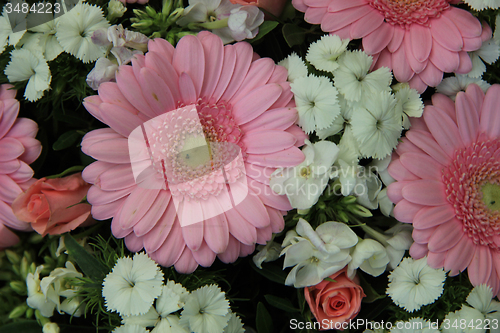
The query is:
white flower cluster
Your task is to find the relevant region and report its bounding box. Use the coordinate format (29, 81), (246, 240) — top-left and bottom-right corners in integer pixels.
(26, 262), (86, 318)
(102, 253), (244, 333)
(278, 218), (412, 288)
(1, 0), (111, 101)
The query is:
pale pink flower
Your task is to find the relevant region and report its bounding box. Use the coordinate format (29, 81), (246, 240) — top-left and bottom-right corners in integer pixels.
(387, 84), (500, 297)
(292, 0), (485, 93)
(0, 84), (42, 249)
(81, 32), (306, 273)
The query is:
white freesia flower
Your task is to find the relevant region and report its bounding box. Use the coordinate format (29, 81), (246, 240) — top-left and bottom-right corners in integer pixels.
(86, 57), (118, 90)
(224, 6), (263, 42)
(387, 257), (446, 313)
(253, 240), (282, 269)
(348, 238), (389, 278)
(223, 312), (245, 333)
(350, 91), (403, 160)
(179, 284), (230, 333)
(270, 140), (339, 210)
(177, 0), (233, 26)
(436, 75), (490, 101)
(278, 52), (308, 83)
(333, 50), (392, 102)
(394, 85), (424, 129)
(40, 261), (85, 317)
(463, 0), (500, 10)
(56, 2), (110, 63)
(306, 34), (349, 73)
(26, 265), (56, 318)
(390, 318), (439, 333)
(106, 24), (148, 64)
(4, 48), (51, 102)
(0, 0), (27, 53)
(107, 0), (127, 21)
(112, 325), (150, 333)
(42, 322), (60, 333)
(280, 218), (358, 288)
(123, 281), (190, 333)
(102, 252), (164, 316)
(290, 75), (340, 134)
(355, 172), (382, 210)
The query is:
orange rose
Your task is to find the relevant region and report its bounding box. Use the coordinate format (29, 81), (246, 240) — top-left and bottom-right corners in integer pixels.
(12, 173), (93, 236)
(304, 268), (365, 331)
(229, 0), (287, 17)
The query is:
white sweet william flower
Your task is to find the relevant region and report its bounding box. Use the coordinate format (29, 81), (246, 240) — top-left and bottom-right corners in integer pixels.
(463, 0), (500, 10)
(306, 34), (349, 73)
(290, 75), (340, 134)
(4, 48), (51, 102)
(112, 325), (150, 333)
(316, 93), (350, 139)
(333, 50), (392, 102)
(24, 12), (63, 61)
(86, 57), (119, 90)
(394, 85), (424, 129)
(382, 223), (413, 270)
(270, 140), (339, 210)
(348, 238), (390, 278)
(350, 91), (403, 160)
(436, 75), (490, 101)
(26, 265), (57, 318)
(223, 312), (245, 333)
(468, 23), (500, 78)
(102, 252), (164, 317)
(179, 284), (230, 333)
(386, 257), (446, 313)
(122, 280), (190, 333)
(390, 318), (439, 333)
(0, 0), (27, 54)
(56, 2), (110, 63)
(278, 52), (308, 83)
(280, 218), (358, 288)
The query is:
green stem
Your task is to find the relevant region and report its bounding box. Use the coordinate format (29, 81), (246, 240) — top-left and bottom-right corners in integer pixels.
(349, 215), (390, 247)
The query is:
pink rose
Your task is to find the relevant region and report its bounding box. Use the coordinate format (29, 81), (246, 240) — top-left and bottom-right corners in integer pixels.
(12, 173), (93, 236)
(229, 0), (287, 17)
(304, 268), (365, 331)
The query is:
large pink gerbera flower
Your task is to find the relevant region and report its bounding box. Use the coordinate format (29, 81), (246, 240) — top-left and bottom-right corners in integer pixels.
(0, 84), (42, 249)
(81, 32), (306, 273)
(292, 0), (484, 93)
(387, 84), (500, 296)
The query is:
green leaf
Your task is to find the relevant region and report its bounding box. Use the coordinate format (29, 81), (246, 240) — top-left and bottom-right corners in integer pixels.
(251, 21), (279, 43)
(256, 302), (274, 333)
(0, 320), (42, 333)
(52, 130), (80, 151)
(251, 261), (287, 284)
(264, 294), (300, 313)
(359, 273), (386, 303)
(282, 23), (307, 48)
(64, 234), (109, 282)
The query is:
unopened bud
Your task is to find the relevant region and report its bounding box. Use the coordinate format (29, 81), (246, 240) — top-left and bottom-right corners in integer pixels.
(337, 211), (349, 223)
(5, 250), (20, 265)
(347, 204), (373, 217)
(10, 280), (27, 295)
(9, 304), (28, 319)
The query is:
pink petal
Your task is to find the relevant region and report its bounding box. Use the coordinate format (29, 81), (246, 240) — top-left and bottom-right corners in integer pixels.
(464, 83), (485, 112)
(242, 130), (296, 154)
(172, 35), (204, 97)
(143, 202), (177, 253)
(178, 73), (198, 105)
(95, 164), (136, 190)
(0, 160), (20, 174)
(413, 204), (456, 229)
(233, 84), (282, 125)
(429, 15), (463, 52)
(418, 62), (443, 87)
(305, 7), (328, 24)
(125, 234), (144, 252)
(395, 138), (422, 155)
(147, 38), (175, 63)
(249, 179), (292, 211)
(83, 95), (104, 123)
(444, 233), (475, 276)
(410, 24), (432, 63)
(329, 25), (351, 40)
(408, 75), (428, 94)
(409, 242), (428, 259)
(427, 250), (446, 268)
(320, 6), (372, 32)
(0, 174), (22, 203)
(9, 161), (33, 183)
(230, 58), (276, 105)
(455, 51), (473, 74)
(149, 218), (185, 267)
(182, 221), (204, 251)
(349, 10), (384, 39)
(117, 188), (160, 230)
(267, 66), (288, 85)
(174, 247), (198, 273)
(427, 218), (463, 252)
(428, 40), (460, 73)
(138, 67), (176, 116)
(133, 191), (170, 237)
(431, 94), (456, 122)
(233, 191), (270, 228)
(5, 118), (38, 139)
(392, 44), (414, 82)
(91, 198), (126, 220)
(443, 7), (482, 38)
(241, 107), (298, 133)
(0, 137), (24, 162)
(409, 117), (428, 132)
(455, 92), (479, 145)
(191, 241), (216, 267)
(393, 199), (423, 223)
(468, 245), (493, 286)
(198, 32), (224, 98)
(225, 208), (258, 245)
(84, 137), (131, 164)
(406, 129), (451, 165)
(326, 0), (367, 12)
(479, 84), (500, 139)
(0, 84), (17, 100)
(87, 185), (133, 206)
(387, 180), (412, 204)
(401, 180), (448, 206)
(99, 103), (144, 137)
(387, 159), (419, 181)
(239, 243), (255, 257)
(245, 164), (274, 186)
(256, 224), (273, 245)
(217, 235), (240, 264)
(404, 31), (427, 74)
(387, 25), (404, 53)
(0, 99), (19, 139)
(144, 51), (180, 102)
(245, 146), (305, 168)
(115, 66), (153, 119)
(131, 54), (146, 82)
(219, 42), (253, 102)
(16, 137), (41, 165)
(0, 223), (19, 249)
(82, 161), (113, 184)
(267, 207), (285, 233)
(424, 106), (463, 156)
(0, 200), (30, 231)
(399, 152), (444, 180)
(286, 125), (308, 147)
(412, 226), (437, 244)
(374, 49), (392, 70)
(204, 214), (229, 254)
(212, 45), (237, 102)
(99, 82), (138, 116)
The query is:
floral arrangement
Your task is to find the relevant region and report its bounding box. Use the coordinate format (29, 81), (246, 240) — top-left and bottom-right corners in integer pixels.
(0, 0), (499, 332)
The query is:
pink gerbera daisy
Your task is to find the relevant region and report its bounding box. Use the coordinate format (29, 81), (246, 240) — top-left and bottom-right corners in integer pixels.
(292, 0), (485, 93)
(81, 32), (306, 273)
(387, 84), (500, 296)
(0, 84), (42, 249)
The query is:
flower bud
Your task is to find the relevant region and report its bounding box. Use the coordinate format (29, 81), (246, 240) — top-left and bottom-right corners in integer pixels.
(5, 250), (20, 265)
(9, 303), (28, 319)
(107, 0), (126, 22)
(43, 322), (60, 333)
(10, 280), (27, 295)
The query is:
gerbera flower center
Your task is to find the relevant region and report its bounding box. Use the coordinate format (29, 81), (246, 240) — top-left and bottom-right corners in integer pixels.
(146, 99), (246, 200)
(367, 0), (451, 28)
(442, 136), (500, 249)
